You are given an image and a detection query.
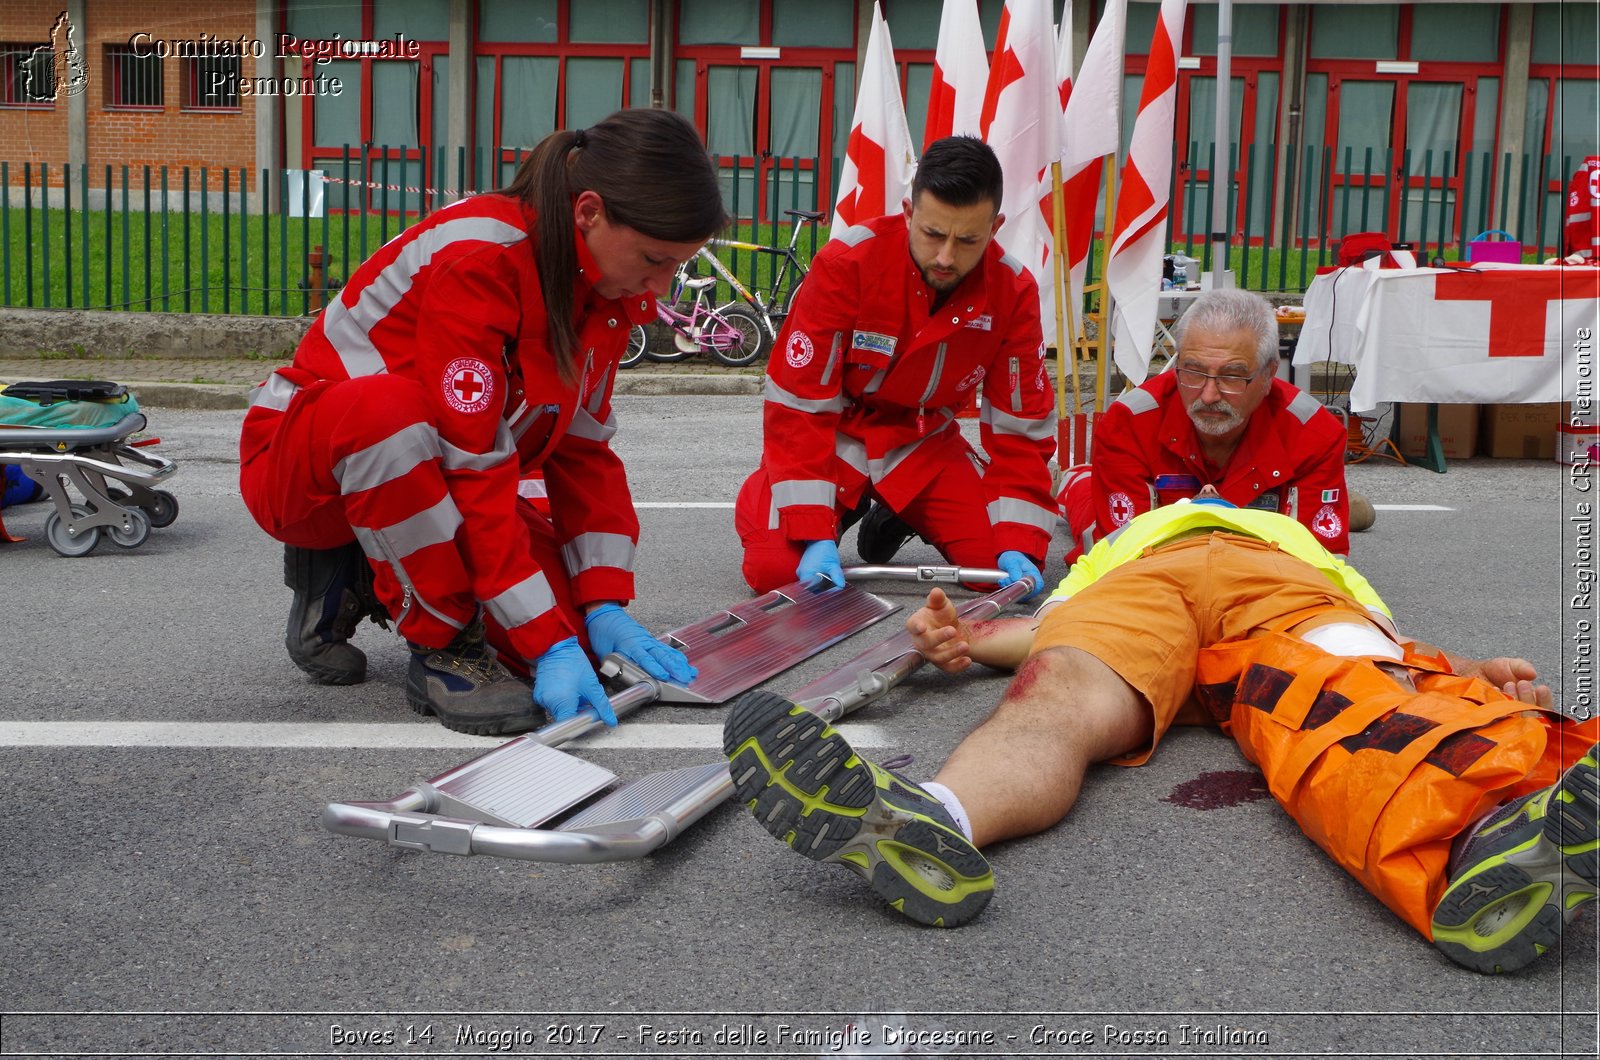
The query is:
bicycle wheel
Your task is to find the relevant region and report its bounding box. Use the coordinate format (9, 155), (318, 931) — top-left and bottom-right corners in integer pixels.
(620, 324), (649, 368)
(645, 327), (698, 363)
(707, 304), (768, 368)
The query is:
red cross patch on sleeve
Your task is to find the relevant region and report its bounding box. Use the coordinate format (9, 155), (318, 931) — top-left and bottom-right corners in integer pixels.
(443, 357), (495, 414)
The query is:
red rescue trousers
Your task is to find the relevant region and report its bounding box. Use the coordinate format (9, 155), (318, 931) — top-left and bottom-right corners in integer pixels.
(734, 455), (1004, 592)
(240, 374), (584, 666)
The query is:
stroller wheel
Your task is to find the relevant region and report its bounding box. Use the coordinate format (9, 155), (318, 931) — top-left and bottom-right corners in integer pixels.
(44, 505), (101, 557)
(108, 508), (151, 549)
(143, 489), (179, 528)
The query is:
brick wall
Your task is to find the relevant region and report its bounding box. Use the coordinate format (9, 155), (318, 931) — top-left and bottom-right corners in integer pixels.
(0, 0), (73, 168)
(85, 1), (259, 188)
(0, 0), (260, 188)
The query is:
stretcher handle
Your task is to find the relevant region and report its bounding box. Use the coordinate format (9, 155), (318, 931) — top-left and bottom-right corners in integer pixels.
(319, 802), (676, 863)
(792, 574), (1039, 724)
(838, 564), (1008, 585)
(529, 671), (661, 747)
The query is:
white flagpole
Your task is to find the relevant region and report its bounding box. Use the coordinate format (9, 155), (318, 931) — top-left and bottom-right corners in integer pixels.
(1210, 0), (1233, 288)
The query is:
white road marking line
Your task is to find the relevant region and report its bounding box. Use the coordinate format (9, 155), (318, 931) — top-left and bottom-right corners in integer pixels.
(0, 721), (891, 750)
(1371, 504), (1455, 511)
(634, 502), (735, 508)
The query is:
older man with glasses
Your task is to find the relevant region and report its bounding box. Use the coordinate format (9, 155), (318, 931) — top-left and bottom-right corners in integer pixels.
(1059, 287), (1354, 564)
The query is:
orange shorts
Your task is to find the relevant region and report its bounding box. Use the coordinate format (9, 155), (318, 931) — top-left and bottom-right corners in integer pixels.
(1030, 532), (1387, 764)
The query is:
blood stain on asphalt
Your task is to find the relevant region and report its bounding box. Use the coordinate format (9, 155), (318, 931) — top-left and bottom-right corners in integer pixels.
(1163, 769), (1269, 810)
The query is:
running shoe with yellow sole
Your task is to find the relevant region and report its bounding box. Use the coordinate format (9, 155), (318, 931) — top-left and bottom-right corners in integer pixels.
(1431, 741), (1599, 973)
(722, 690), (993, 927)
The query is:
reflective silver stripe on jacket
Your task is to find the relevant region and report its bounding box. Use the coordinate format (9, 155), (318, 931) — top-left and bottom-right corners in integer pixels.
(836, 434), (869, 477)
(773, 479), (836, 509)
(987, 497), (1060, 533)
(322, 214), (528, 379)
(249, 372), (300, 412)
(561, 531), (636, 576)
(1115, 389), (1160, 414)
(375, 495), (464, 558)
(998, 251), (1024, 276)
(765, 375), (845, 414)
(835, 225), (876, 248)
(484, 570), (558, 631)
(440, 423), (515, 472)
(333, 422), (443, 495)
(819, 331), (845, 388)
(868, 420), (952, 481)
(1286, 390), (1320, 424)
(980, 403), (1056, 442)
(568, 406), (618, 443)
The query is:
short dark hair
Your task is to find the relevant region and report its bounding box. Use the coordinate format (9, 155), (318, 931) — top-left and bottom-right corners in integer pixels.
(911, 136), (1003, 213)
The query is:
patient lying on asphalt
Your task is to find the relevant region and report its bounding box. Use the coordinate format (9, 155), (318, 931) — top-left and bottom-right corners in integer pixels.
(722, 493), (1598, 974)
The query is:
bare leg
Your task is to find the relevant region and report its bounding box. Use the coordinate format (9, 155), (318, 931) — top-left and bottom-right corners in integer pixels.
(934, 646), (1153, 847)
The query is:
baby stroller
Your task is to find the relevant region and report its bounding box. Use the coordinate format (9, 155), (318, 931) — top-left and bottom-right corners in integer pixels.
(0, 380), (178, 556)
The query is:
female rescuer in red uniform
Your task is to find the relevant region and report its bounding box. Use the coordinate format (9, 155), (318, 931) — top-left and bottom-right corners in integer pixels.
(239, 109), (727, 737)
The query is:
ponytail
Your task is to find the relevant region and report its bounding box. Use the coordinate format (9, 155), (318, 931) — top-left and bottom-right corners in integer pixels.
(496, 109), (726, 384)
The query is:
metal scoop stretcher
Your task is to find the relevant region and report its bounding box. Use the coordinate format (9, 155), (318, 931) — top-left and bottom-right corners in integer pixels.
(321, 567), (1037, 863)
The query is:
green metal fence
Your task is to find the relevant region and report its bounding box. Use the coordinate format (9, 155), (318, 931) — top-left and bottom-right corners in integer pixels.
(0, 145), (1574, 317)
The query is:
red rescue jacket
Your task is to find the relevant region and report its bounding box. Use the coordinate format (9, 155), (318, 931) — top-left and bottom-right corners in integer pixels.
(241, 194), (654, 661)
(1091, 372), (1351, 555)
(759, 214), (1058, 560)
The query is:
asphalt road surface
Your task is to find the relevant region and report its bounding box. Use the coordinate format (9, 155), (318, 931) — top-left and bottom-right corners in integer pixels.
(2, 397), (1595, 1058)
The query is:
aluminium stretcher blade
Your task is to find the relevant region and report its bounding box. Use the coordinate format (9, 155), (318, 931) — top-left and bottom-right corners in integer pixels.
(322, 578), (898, 840)
(322, 573), (1038, 863)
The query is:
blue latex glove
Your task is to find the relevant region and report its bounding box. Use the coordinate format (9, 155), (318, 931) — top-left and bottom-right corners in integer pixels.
(797, 539), (845, 590)
(997, 550), (1044, 601)
(584, 603), (698, 685)
(533, 636), (616, 727)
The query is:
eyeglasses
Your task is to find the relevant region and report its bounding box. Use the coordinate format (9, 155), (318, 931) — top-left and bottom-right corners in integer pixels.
(1174, 366), (1262, 395)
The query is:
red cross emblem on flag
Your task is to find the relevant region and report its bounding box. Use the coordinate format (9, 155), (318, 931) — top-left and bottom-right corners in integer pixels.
(442, 357), (495, 414)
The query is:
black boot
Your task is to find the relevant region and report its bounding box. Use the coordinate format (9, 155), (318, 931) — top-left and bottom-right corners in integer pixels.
(406, 618), (538, 736)
(283, 542), (386, 685)
(854, 501), (918, 564)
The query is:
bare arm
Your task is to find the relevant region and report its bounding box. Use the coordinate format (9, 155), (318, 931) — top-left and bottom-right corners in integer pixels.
(905, 587), (1042, 673)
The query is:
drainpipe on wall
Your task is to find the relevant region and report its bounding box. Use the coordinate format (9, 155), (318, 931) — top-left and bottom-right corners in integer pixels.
(650, 0), (673, 108)
(254, 0), (282, 214)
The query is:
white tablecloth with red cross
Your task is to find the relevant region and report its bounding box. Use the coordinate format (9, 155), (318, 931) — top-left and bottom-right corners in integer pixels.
(1293, 263), (1600, 413)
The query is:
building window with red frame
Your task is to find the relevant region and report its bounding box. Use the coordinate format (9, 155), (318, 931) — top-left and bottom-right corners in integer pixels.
(1, 42), (56, 108)
(185, 55), (241, 111)
(105, 45), (162, 109)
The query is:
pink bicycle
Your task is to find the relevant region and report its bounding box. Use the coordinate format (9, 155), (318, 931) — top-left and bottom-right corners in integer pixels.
(620, 265), (767, 369)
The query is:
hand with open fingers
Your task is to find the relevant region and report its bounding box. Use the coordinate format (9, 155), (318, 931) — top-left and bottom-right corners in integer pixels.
(797, 538), (845, 590)
(533, 636), (617, 727)
(584, 603), (698, 685)
(997, 550), (1044, 600)
(906, 587), (973, 673)
(1457, 656), (1551, 710)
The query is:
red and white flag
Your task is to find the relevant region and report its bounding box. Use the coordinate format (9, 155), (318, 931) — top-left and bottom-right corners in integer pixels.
(1058, 0), (1126, 343)
(1104, 0), (1187, 383)
(923, 0), (989, 147)
(980, 0), (1064, 345)
(830, 2), (916, 242)
(1029, 1), (1075, 331)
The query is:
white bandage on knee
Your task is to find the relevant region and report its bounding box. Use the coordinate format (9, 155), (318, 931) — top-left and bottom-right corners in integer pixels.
(919, 781), (973, 842)
(1300, 621), (1404, 661)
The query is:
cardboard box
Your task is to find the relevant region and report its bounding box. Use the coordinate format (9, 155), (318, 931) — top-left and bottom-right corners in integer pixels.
(1396, 403), (1479, 461)
(1479, 402), (1565, 459)
(1558, 421), (1600, 466)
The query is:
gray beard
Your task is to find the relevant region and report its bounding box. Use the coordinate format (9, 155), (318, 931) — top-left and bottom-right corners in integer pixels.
(1187, 397), (1245, 437)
